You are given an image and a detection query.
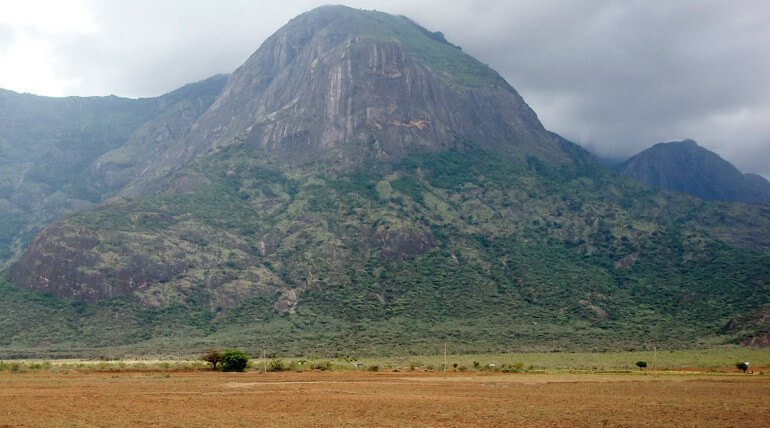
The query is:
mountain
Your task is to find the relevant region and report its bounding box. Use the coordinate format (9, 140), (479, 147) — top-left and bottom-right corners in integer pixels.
(0, 75), (228, 267)
(95, 6), (571, 197)
(1, 6), (769, 357)
(616, 140), (770, 204)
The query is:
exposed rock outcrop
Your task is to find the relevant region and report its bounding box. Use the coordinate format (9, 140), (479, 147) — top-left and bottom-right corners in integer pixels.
(121, 6), (572, 195)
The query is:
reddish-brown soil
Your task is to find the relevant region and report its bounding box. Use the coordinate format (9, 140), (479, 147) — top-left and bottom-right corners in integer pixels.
(0, 370), (768, 427)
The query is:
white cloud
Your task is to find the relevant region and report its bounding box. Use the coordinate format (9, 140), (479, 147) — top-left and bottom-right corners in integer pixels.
(0, 33), (87, 96)
(0, 0), (98, 33)
(0, 0), (97, 95)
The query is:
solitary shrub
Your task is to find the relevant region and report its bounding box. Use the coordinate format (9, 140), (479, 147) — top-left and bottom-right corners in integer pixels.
(735, 362), (749, 373)
(310, 360), (332, 371)
(636, 361), (647, 371)
(201, 349), (222, 370)
(500, 362), (524, 373)
(220, 349), (249, 372)
(367, 364), (380, 372)
(268, 358), (287, 372)
(472, 361), (480, 369)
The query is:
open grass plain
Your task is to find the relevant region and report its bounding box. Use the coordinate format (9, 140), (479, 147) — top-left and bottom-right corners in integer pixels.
(1, 349), (769, 427)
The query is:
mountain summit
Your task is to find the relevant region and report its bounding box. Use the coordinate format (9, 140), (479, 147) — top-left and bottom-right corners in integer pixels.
(95, 6), (572, 195)
(195, 6), (570, 162)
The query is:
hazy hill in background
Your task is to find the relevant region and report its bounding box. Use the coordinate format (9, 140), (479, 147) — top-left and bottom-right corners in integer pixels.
(0, 76), (228, 266)
(616, 140), (770, 204)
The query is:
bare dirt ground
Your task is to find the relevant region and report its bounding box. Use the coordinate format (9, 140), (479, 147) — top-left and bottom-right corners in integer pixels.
(0, 370), (768, 427)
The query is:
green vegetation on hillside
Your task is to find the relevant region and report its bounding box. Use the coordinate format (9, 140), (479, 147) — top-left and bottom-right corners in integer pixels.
(3, 143), (768, 357)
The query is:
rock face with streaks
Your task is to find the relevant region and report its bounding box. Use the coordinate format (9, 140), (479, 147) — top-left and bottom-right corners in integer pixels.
(120, 6), (571, 195)
(199, 6), (566, 163)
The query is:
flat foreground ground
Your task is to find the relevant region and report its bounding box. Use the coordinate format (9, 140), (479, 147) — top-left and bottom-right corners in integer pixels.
(0, 370), (768, 427)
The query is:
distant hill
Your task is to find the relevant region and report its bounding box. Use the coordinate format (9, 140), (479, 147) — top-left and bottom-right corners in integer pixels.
(616, 140), (770, 204)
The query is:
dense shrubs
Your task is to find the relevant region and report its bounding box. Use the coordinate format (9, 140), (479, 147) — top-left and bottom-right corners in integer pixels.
(220, 349), (249, 372)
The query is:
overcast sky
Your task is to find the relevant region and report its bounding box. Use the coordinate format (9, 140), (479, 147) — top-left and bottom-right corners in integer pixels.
(1, 0), (768, 177)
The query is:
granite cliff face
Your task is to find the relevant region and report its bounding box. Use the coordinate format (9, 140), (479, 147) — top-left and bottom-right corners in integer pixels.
(111, 6), (570, 195)
(616, 140), (770, 204)
(197, 6), (565, 163)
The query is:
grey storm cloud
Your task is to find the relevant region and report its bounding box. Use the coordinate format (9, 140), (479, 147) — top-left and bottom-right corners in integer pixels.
(1, 0), (769, 177)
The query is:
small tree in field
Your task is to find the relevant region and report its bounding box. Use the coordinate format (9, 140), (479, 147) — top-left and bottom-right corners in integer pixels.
(735, 361), (749, 373)
(202, 348), (222, 370)
(636, 361), (647, 371)
(221, 349), (249, 372)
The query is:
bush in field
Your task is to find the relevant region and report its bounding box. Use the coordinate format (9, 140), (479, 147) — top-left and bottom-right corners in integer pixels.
(636, 361), (647, 371)
(220, 349), (249, 372)
(201, 349), (223, 370)
(735, 362), (748, 373)
(499, 362), (524, 373)
(268, 358), (287, 372)
(310, 360), (332, 371)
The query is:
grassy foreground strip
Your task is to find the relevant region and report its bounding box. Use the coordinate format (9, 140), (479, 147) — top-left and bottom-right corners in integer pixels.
(1, 347), (768, 373)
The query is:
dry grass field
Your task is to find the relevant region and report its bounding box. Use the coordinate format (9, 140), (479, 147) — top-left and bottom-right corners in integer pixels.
(0, 370), (768, 427)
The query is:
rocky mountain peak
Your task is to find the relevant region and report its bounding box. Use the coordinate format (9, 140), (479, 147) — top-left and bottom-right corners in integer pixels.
(112, 6), (571, 195)
(199, 6), (569, 163)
